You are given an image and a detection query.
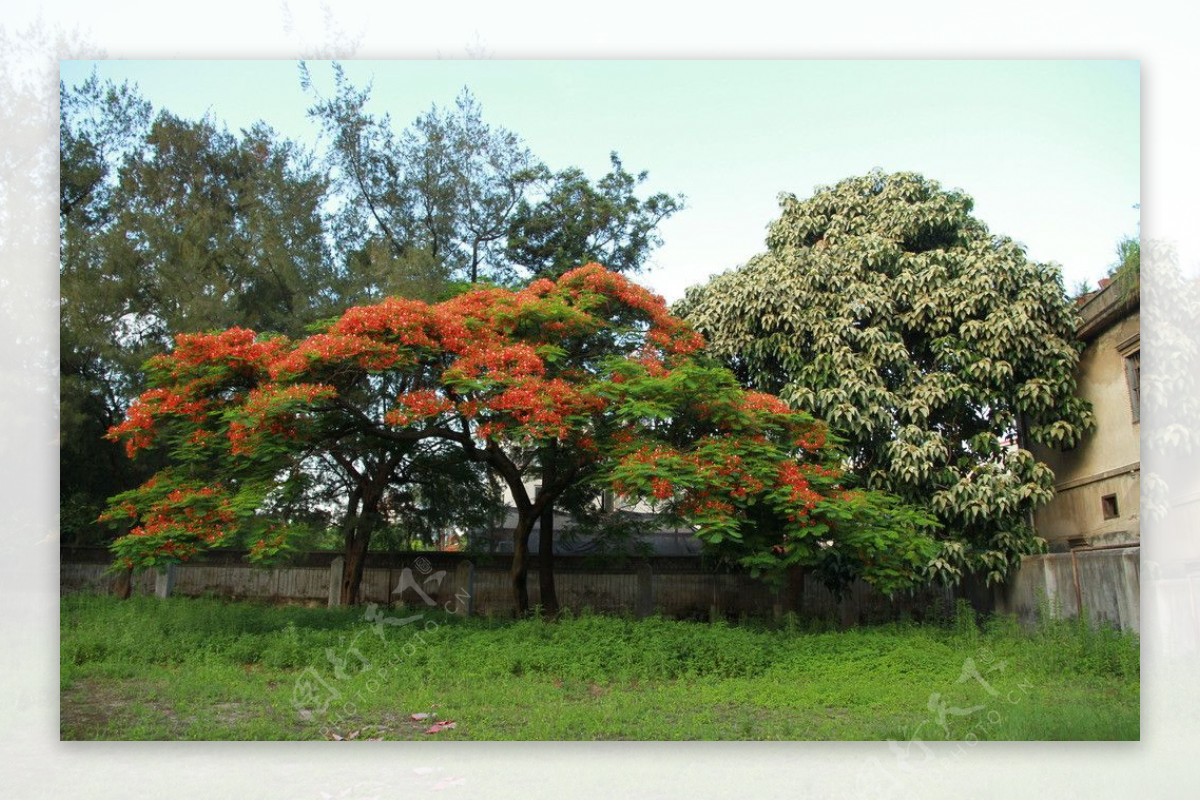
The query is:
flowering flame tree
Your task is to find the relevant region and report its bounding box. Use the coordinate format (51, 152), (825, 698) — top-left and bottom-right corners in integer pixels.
(103, 264), (939, 614)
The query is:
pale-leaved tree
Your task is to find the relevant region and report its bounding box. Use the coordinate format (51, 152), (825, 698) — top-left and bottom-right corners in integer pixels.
(678, 171), (1093, 585)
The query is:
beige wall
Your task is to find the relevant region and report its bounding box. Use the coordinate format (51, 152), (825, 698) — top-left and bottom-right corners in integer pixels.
(994, 547), (1140, 632)
(1033, 300), (1139, 550)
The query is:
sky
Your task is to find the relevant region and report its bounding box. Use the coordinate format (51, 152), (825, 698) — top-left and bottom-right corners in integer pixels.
(59, 58), (1140, 303)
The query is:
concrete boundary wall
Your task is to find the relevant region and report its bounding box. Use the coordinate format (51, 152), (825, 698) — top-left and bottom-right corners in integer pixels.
(62, 546), (1141, 630)
(993, 546), (1140, 632)
(61, 548), (958, 623)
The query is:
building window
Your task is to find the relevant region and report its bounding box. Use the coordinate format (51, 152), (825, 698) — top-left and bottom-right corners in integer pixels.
(1102, 494), (1120, 520)
(1124, 350), (1140, 423)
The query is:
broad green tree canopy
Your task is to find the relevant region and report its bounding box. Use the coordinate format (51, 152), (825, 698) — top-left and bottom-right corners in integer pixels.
(102, 265), (939, 611)
(678, 171), (1093, 584)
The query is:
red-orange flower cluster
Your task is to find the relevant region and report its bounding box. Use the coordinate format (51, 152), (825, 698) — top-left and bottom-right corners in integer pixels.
(106, 388), (209, 457)
(446, 343), (546, 382)
(650, 477), (674, 500)
(150, 327), (289, 378)
(110, 483), (238, 563)
(557, 264), (706, 357)
(776, 462), (824, 521)
(483, 377), (605, 440)
(793, 423), (828, 452)
(385, 389), (453, 427)
(228, 382), (336, 455)
(740, 391), (793, 417)
(331, 296), (436, 346)
(269, 332), (407, 377)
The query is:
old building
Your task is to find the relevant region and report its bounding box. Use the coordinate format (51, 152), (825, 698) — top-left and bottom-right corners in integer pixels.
(1032, 278), (1140, 551)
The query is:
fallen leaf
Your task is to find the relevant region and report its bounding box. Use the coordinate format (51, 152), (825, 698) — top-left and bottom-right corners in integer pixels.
(424, 721), (457, 734)
(410, 712), (433, 721)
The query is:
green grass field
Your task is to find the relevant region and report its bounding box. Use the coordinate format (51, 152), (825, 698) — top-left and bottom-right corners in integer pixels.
(60, 594), (1139, 741)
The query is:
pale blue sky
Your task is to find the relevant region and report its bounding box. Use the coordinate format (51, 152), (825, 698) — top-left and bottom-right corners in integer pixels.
(61, 59), (1140, 302)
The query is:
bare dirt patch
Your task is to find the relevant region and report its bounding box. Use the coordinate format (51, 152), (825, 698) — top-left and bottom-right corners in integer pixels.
(60, 678), (179, 739)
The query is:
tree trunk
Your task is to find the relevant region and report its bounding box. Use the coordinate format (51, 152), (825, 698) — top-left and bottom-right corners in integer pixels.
(511, 514), (533, 616)
(537, 503), (559, 619)
(537, 453), (560, 619)
(340, 527), (371, 606)
(337, 487), (374, 606)
(113, 566), (133, 600)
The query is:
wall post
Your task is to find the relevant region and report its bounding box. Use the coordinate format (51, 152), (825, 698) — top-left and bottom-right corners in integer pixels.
(452, 560), (475, 617)
(328, 556), (344, 607)
(154, 563), (176, 599)
(635, 560), (654, 619)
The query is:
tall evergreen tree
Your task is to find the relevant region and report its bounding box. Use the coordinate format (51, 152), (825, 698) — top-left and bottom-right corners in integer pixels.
(60, 79), (337, 542)
(302, 62), (682, 287)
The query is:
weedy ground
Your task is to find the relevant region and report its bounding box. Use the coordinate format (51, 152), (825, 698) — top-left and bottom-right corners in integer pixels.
(60, 594), (1138, 741)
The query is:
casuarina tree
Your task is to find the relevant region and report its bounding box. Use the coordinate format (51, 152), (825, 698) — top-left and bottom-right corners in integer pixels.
(302, 63), (683, 288)
(60, 76), (338, 544)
